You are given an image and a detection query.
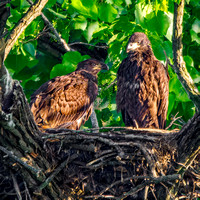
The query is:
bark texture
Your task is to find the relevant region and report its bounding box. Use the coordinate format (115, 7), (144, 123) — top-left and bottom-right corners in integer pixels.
(172, 0), (200, 110)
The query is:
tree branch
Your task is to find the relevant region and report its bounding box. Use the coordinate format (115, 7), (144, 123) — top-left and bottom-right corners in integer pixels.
(4, 0), (48, 60)
(26, 0), (71, 52)
(172, 0), (200, 110)
(117, 174), (181, 200)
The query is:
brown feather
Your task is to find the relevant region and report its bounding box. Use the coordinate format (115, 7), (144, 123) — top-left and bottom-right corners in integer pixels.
(30, 59), (108, 130)
(116, 32), (169, 129)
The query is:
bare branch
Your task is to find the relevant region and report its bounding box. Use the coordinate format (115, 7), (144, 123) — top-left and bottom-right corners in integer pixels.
(116, 174), (181, 200)
(0, 145), (42, 176)
(11, 171), (22, 200)
(172, 0), (200, 110)
(90, 108), (99, 130)
(38, 154), (78, 191)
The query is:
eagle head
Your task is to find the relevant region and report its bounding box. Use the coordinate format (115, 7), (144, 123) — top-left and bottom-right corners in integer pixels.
(126, 32), (151, 53)
(76, 59), (108, 75)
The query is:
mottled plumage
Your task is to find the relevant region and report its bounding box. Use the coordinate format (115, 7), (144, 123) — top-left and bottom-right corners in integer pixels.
(30, 59), (108, 130)
(116, 32), (169, 129)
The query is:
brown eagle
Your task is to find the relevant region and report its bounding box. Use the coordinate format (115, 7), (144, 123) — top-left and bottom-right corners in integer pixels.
(30, 59), (108, 130)
(116, 32), (169, 129)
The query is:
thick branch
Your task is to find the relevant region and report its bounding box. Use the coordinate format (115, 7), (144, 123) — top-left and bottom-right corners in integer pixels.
(172, 0), (200, 110)
(4, 0), (48, 59)
(173, 113), (200, 170)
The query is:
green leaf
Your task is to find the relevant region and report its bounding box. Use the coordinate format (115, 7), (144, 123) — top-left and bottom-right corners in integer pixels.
(106, 0), (113, 3)
(9, 9), (22, 24)
(184, 56), (194, 67)
(182, 102), (195, 120)
(74, 16), (87, 30)
(47, 8), (67, 19)
(190, 30), (200, 44)
(13, 66), (33, 80)
(57, 0), (64, 3)
(190, 19), (200, 44)
(5, 54), (38, 73)
(50, 51), (90, 78)
(20, 0), (29, 9)
(24, 43), (36, 57)
(46, 0), (57, 7)
(163, 40), (173, 59)
(167, 92), (176, 119)
(108, 41), (122, 60)
(71, 0), (98, 20)
(125, 0), (132, 6)
(135, 3), (145, 26)
(191, 18), (200, 33)
(165, 12), (173, 41)
(25, 21), (39, 36)
(135, 2), (153, 27)
(98, 4), (118, 23)
(112, 16), (135, 32)
(84, 21), (99, 42)
(150, 36), (165, 60)
(62, 51), (82, 65)
(169, 73), (190, 102)
(146, 11), (171, 35)
(50, 63), (76, 78)
(108, 34), (118, 44)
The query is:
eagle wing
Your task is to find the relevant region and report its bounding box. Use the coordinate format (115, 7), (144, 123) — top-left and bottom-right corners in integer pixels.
(30, 71), (98, 130)
(156, 60), (169, 129)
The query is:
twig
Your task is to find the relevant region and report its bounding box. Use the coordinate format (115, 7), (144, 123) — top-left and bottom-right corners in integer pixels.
(43, 127), (177, 139)
(84, 194), (115, 199)
(160, 182), (176, 200)
(69, 41), (108, 49)
(26, 0), (71, 52)
(99, 174), (181, 196)
(0, 145), (42, 175)
(86, 152), (117, 166)
(44, 126), (177, 135)
(150, 186), (158, 200)
(90, 108), (99, 131)
(11, 171), (22, 200)
(104, 78), (117, 90)
(0, 1), (10, 7)
(22, 29), (49, 44)
(38, 154), (78, 191)
(166, 113), (182, 129)
(24, 181), (32, 200)
(116, 174), (181, 200)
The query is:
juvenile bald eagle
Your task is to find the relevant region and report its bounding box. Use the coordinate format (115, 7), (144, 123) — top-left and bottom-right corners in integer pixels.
(116, 32), (169, 129)
(30, 59), (108, 130)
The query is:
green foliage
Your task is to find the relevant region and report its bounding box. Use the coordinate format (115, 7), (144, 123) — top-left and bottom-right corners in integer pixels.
(50, 51), (90, 78)
(5, 0), (200, 129)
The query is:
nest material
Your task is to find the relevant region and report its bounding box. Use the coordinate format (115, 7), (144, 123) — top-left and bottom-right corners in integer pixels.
(1, 127), (199, 200)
